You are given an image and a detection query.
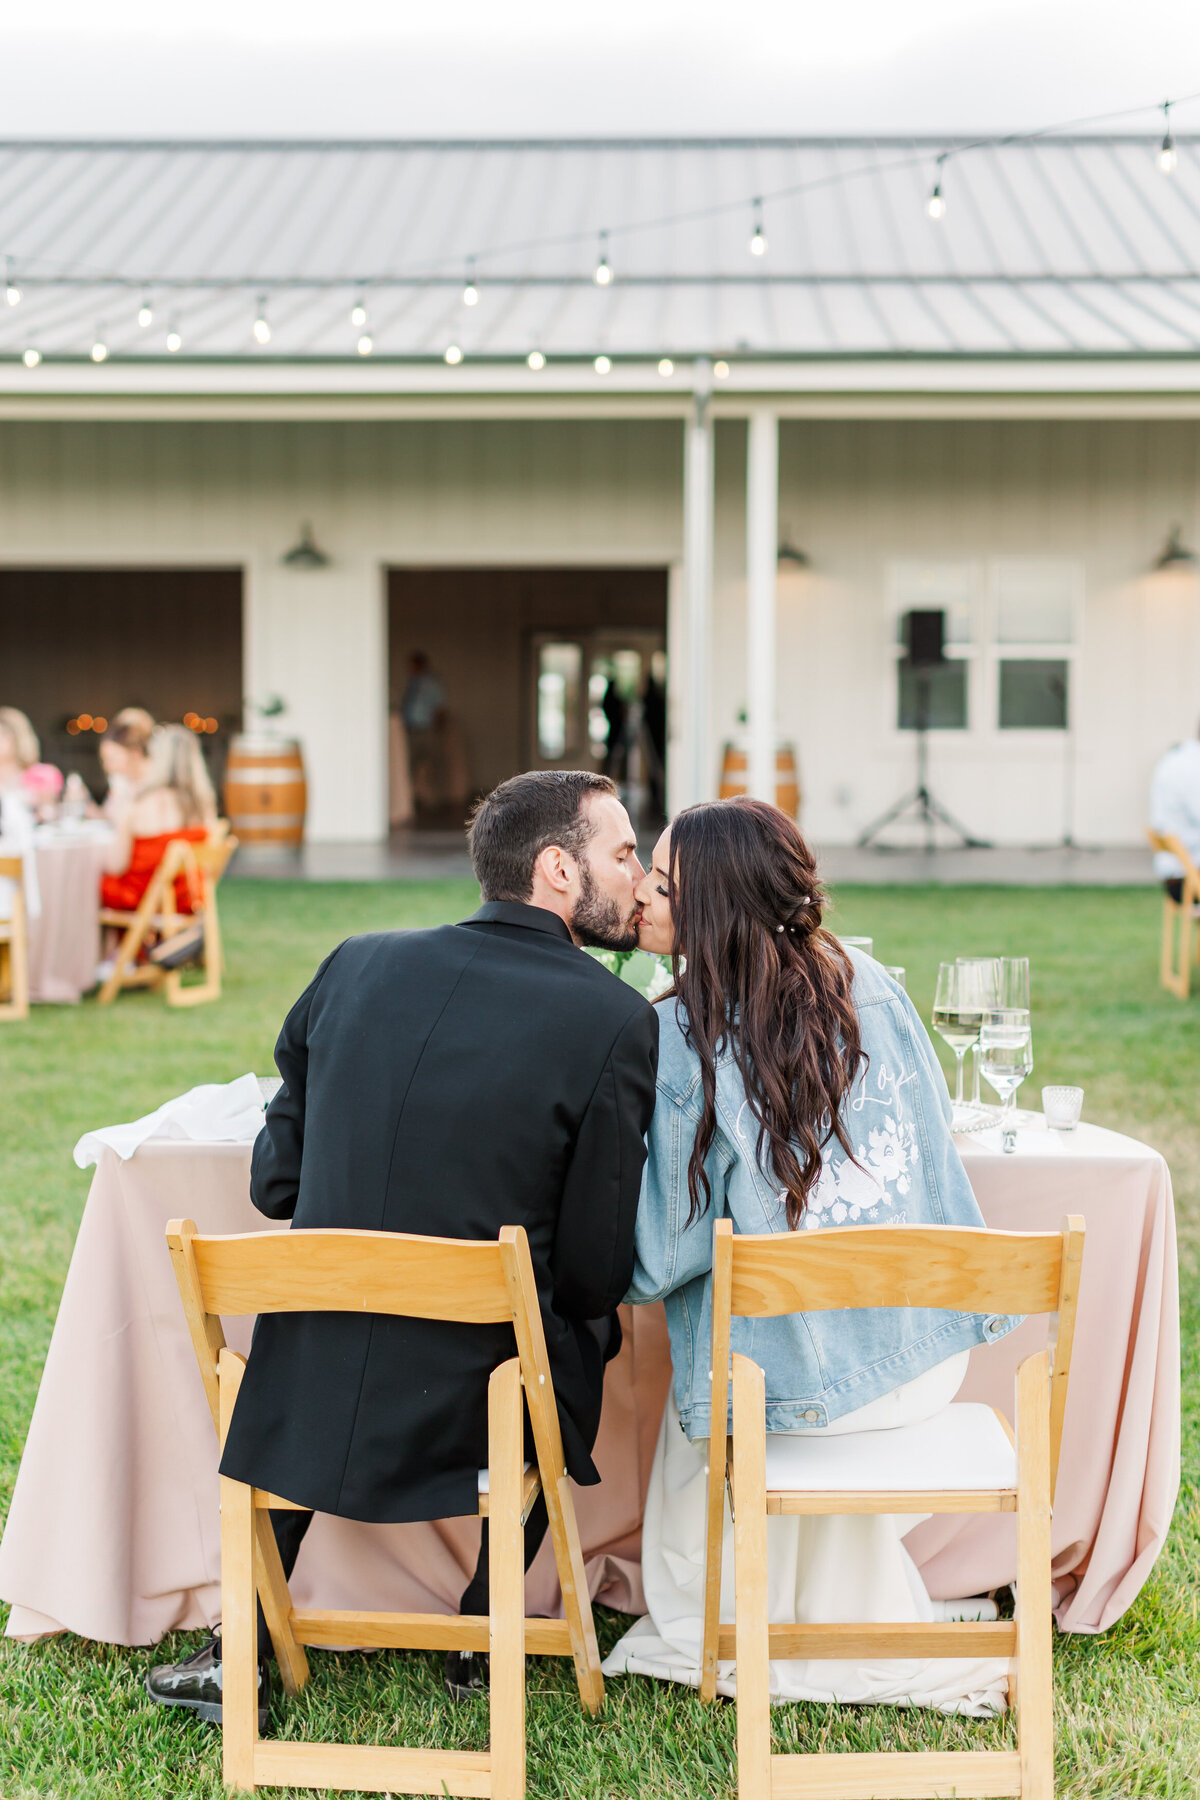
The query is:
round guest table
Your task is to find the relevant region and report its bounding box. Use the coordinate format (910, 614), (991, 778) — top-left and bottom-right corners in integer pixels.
(26, 823), (113, 1003)
(0, 1115), (1179, 1645)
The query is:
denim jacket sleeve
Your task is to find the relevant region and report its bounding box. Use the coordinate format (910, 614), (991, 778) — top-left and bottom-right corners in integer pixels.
(625, 1011), (734, 1303)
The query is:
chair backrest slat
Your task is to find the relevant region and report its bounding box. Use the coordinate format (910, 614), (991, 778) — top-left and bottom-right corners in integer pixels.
(728, 1225), (1064, 1318)
(189, 1228), (513, 1323)
(0, 855), (23, 880)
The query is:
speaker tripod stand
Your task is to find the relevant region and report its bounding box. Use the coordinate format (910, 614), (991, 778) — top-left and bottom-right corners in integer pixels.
(857, 666), (989, 852)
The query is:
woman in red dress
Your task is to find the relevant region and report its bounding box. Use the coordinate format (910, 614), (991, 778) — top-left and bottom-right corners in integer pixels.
(100, 723), (218, 916)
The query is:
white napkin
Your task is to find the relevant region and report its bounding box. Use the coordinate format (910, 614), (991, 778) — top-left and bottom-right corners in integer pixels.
(73, 1072), (266, 1168)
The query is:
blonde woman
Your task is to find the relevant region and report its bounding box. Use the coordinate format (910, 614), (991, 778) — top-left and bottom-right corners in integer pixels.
(99, 709), (157, 824)
(100, 723), (217, 913)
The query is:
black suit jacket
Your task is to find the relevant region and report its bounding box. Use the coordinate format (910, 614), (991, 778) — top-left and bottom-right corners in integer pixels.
(219, 903), (658, 1524)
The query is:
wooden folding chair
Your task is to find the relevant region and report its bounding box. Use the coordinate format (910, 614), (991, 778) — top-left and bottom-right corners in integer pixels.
(165, 1217), (604, 1799)
(0, 855), (30, 1021)
(99, 824), (236, 1007)
(698, 1214), (1085, 1800)
(1146, 829), (1200, 998)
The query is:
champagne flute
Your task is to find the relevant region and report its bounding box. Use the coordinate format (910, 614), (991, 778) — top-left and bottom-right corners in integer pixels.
(957, 956), (1001, 1104)
(978, 1008), (1034, 1152)
(998, 957), (1030, 1010)
(932, 962), (985, 1106)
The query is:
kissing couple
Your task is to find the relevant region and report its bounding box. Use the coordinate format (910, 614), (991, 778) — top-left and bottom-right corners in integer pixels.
(148, 768), (1012, 1725)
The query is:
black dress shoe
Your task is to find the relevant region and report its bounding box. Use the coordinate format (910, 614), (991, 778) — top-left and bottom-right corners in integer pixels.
(146, 1635), (272, 1731)
(444, 1648), (489, 1702)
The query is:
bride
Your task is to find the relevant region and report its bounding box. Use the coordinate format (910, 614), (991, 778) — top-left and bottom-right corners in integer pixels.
(604, 796), (1015, 1715)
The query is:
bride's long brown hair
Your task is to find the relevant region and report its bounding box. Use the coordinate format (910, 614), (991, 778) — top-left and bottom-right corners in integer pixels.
(667, 798), (865, 1229)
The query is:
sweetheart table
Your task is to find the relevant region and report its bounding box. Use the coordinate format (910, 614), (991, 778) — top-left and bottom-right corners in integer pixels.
(0, 1117), (1179, 1644)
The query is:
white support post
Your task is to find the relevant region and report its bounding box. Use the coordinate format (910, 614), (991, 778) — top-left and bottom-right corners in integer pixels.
(680, 362), (715, 811)
(746, 409), (779, 803)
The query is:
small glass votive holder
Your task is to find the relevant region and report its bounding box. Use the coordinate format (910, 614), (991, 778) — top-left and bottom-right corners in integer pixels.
(1041, 1085), (1083, 1130)
(884, 965), (906, 990)
(838, 935), (874, 958)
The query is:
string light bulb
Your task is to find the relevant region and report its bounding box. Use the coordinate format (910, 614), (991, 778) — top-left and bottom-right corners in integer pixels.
(463, 259), (479, 306)
(350, 297), (367, 327)
(714, 359), (730, 379)
(137, 296), (153, 328)
(1159, 101), (1178, 174)
(252, 296), (271, 345)
(22, 347), (40, 367)
(593, 231), (613, 285)
(91, 332), (108, 363)
(444, 343), (463, 364)
(749, 201), (767, 257)
(357, 333), (373, 356)
(658, 358), (675, 377)
(5, 260), (20, 307)
(926, 155), (948, 220)
(166, 324), (182, 353)
(594, 354), (611, 374)
(527, 349), (545, 371)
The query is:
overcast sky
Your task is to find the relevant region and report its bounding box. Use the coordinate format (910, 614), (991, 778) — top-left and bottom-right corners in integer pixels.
(1, 0), (1196, 140)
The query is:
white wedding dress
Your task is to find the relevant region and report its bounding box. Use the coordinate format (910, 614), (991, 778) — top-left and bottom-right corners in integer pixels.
(603, 1349), (1010, 1717)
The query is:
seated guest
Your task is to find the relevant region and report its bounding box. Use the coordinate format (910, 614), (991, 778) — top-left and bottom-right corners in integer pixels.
(100, 724), (216, 914)
(0, 708), (41, 921)
(99, 709), (157, 824)
(606, 798), (1016, 1713)
(146, 769), (658, 1726)
(1150, 726), (1200, 899)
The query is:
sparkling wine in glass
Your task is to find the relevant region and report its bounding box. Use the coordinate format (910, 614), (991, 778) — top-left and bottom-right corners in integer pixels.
(957, 956), (1001, 1103)
(978, 1008), (1033, 1148)
(932, 962), (985, 1106)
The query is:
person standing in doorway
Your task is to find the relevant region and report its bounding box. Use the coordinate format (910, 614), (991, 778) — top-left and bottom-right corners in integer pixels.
(401, 650), (447, 811)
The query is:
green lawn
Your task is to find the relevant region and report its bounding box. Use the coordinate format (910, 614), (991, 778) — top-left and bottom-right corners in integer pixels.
(1, 879), (1196, 1798)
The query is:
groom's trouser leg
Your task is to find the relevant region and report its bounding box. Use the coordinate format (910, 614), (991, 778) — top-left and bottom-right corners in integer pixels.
(255, 1508), (315, 1658)
(458, 1493), (550, 1615)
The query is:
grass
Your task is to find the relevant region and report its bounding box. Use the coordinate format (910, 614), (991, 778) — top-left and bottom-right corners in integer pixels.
(1, 877), (1197, 1798)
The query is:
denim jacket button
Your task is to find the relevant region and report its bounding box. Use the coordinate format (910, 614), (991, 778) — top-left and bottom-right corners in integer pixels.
(803, 1408), (819, 1422)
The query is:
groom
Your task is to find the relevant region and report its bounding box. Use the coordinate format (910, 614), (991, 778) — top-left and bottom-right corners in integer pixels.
(147, 769), (658, 1724)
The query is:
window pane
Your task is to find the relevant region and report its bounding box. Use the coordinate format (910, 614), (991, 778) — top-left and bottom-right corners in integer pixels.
(537, 642), (582, 758)
(994, 563), (1076, 644)
(897, 661), (968, 730)
(998, 659), (1068, 729)
(889, 562), (977, 646)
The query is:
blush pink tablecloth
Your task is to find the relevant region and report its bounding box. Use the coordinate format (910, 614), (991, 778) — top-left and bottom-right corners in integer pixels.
(27, 830), (110, 1003)
(0, 1119), (1179, 1646)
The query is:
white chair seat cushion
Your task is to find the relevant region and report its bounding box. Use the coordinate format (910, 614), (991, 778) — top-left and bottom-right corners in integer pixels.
(477, 1461), (533, 1495)
(762, 1402), (1017, 1493)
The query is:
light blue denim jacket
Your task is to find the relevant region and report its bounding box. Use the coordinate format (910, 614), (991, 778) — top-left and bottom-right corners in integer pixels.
(626, 948), (1017, 1438)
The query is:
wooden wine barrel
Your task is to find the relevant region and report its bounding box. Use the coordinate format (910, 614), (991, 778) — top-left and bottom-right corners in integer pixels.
(223, 735), (307, 850)
(719, 743), (801, 818)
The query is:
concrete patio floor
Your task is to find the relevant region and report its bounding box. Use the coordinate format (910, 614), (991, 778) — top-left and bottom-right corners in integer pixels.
(229, 830), (1156, 887)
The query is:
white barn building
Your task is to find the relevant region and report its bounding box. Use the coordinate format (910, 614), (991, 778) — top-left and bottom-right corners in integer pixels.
(2, 135), (1200, 846)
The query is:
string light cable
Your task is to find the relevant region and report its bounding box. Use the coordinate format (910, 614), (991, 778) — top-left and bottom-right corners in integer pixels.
(4, 86), (1200, 359)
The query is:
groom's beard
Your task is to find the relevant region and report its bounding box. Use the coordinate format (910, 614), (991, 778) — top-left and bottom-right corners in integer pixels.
(570, 859), (640, 951)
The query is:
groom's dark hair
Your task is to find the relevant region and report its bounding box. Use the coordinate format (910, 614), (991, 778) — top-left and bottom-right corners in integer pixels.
(468, 769), (618, 902)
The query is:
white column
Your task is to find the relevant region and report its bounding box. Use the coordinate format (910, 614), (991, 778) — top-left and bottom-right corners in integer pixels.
(679, 363), (715, 810)
(746, 408), (779, 802)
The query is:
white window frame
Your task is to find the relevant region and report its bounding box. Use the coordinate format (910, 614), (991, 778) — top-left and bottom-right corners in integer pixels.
(985, 559), (1083, 737)
(885, 561), (982, 735)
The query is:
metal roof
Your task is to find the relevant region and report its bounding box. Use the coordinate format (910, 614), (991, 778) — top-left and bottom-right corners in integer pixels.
(2, 136), (1200, 364)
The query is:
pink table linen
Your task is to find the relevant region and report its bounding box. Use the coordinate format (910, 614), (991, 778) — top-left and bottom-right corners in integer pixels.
(27, 831), (110, 1003)
(0, 1119), (1179, 1646)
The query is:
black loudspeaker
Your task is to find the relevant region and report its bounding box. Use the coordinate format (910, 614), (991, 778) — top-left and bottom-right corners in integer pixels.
(903, 609), (945, 665)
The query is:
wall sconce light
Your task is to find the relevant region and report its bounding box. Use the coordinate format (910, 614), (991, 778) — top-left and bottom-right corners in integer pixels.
(281, 523), (330, 569)
(776, 535), (810, 570)
(1153, 524), (1198, 572)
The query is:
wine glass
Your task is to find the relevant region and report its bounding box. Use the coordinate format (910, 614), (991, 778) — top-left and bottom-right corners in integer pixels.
(932, 962), (987, 1106)
(956, 956), (1000, 1102)
(978, 1008), (1034, 1151)
(997, 957), (1030, 1010)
